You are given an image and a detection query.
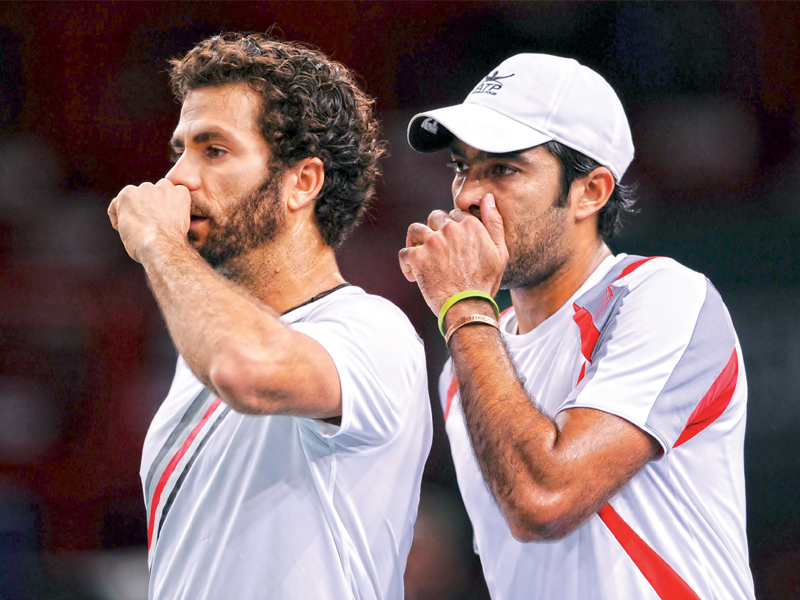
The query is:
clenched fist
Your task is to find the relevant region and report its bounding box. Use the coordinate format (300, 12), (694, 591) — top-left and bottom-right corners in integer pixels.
(108, 179), (191, 263)
(399, 193), (508, 315)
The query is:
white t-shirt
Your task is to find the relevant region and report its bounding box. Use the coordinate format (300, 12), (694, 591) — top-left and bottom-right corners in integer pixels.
(141, 285), (432, 600)
(440, 254), (755, 600)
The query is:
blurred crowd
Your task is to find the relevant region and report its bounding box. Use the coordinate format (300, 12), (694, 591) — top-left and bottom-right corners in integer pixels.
(2, 2), (800, 598)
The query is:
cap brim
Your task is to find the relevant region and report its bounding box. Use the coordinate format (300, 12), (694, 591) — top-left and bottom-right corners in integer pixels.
(408, 103), (552, 154)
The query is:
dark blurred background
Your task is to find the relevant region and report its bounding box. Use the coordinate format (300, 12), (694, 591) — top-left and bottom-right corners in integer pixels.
(1, 2), (799, 599)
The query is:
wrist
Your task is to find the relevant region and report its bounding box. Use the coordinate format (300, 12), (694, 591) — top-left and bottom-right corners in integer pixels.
(437, 290), (500, 337)
(138, 231), (191, 264)
(443, 298), (497, 330)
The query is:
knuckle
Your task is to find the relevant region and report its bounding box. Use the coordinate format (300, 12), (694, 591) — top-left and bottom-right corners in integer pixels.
(465, 218), (484, 233)
(440, 220), (458, 234)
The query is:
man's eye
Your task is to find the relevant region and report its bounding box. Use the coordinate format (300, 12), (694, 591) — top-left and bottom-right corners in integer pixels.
(492, 164), (516, 175)
(206, 147), (227, 159)
(447, 160), (468, 174)
(169, 151), (182, 164)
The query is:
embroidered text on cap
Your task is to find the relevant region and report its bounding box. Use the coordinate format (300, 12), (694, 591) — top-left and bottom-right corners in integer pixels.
(471, 70), (515, 96)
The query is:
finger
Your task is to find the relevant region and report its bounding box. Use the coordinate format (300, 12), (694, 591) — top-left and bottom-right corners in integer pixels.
(107, 198), (119, 230)
(405, 222), (433, 248)
(426, 209), (451, 232)
(479, 193), (507, 252)
(449, 208), (469, 223)
(155, 178), (173, 187)
(398, 247), (417, 282)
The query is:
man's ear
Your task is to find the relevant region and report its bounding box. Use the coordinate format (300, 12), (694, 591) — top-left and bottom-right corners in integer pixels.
(285, 157), (325, 212)
(574, 166), (614, 222)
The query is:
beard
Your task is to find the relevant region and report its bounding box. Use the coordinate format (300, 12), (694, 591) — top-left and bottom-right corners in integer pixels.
(195, 173), (285, 270)
(500, 199), (572, 290)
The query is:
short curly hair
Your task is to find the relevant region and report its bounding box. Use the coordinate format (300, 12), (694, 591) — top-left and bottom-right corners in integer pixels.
(168, 33), (387, 248)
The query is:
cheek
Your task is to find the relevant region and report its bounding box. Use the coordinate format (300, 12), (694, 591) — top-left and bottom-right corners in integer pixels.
(500, 191), (564, 243)
(211, 174), (252, 210)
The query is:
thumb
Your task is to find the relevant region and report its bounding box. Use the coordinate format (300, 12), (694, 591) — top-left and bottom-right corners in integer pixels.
(480, 193), (506, 251)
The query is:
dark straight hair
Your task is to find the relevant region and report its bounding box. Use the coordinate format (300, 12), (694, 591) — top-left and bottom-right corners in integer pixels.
(543, 140), (637, 241)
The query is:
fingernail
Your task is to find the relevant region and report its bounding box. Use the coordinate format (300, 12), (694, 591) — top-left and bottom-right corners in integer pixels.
(486, 193), (496, 207)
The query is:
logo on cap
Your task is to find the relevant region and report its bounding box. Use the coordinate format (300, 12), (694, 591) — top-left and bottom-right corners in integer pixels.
(471, 70), (515, 96)
(421, 118), (439, 135)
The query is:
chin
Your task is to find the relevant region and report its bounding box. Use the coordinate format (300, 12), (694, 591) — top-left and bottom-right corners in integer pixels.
(501, 259), (560, 290)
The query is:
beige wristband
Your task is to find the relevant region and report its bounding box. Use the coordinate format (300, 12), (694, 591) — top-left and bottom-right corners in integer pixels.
(444, 314), (501, 346)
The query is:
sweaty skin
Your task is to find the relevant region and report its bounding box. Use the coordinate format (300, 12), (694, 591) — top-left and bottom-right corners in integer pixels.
(108, 84), (344, 419)
(399, 143), (659, 541)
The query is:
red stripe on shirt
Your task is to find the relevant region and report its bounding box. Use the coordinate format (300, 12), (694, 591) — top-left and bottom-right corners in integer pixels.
(573, 304), (601, 361)
(147, 397), (223, 550)
(572, 257), (660, 364)
(576, 362), (587, 385)
(617, 256), (660, 281)
(598, 503), (701, 600)
(674, 348), (738, 448)
(444, 377), (458, 422)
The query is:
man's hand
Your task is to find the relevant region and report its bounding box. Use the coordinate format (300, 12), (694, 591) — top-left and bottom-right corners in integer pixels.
(108, 179), (191, 263)
(399, 193), (509, 315)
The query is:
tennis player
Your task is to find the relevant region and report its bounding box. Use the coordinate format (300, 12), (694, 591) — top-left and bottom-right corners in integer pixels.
(108, 33), (432, 599)
(401, 53), (755, 600)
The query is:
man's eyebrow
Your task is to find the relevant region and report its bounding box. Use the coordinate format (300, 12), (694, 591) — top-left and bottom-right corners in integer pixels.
(486, 150), (528, 162)
(169, 130), (230, 149)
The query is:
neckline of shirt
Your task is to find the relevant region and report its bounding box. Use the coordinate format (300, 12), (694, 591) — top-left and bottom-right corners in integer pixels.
(280, 284), (364, 323)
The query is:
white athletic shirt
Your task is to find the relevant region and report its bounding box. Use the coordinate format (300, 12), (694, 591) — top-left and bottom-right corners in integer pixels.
(141, 285), (432, 600)
(439, 254), (755, 600)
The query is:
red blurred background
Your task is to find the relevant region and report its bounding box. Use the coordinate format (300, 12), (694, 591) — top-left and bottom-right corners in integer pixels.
(1, 2), (799, 598)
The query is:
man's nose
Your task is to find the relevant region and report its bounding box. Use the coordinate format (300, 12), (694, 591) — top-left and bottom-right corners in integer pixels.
(165, 154), (201, 191)
(453, 174), (485, 212)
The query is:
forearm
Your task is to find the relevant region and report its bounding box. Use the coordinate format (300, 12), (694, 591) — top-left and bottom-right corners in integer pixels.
(447, 301), (615, 541)
(446, 302), (577, 537)
(449, 304), (657, 540)
(139, 238), (294, 411)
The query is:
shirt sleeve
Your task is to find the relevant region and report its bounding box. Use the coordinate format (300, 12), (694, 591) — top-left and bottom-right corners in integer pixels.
(290, 295), (428, 453)
(557, 262), (740, 454)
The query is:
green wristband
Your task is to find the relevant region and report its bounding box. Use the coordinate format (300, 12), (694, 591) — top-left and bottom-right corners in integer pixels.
(438, 290), (500, 337)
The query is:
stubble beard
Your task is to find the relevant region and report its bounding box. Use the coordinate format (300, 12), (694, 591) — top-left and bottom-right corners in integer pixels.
(499, 201), (572, 291)
(196, 174), (286, 273)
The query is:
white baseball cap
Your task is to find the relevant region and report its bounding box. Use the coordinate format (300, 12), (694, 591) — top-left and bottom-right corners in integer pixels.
(407, 53), (634, 181)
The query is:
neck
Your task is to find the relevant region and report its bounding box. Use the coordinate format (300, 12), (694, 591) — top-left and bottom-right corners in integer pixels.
(217, 232), (346, 315)
(510, 240), (611, 335)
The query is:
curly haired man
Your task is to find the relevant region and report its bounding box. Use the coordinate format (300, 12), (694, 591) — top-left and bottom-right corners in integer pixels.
(108, 33), (432, 599)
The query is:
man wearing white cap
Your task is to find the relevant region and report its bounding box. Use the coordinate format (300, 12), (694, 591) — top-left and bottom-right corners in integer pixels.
(400, 54), (755, 599)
